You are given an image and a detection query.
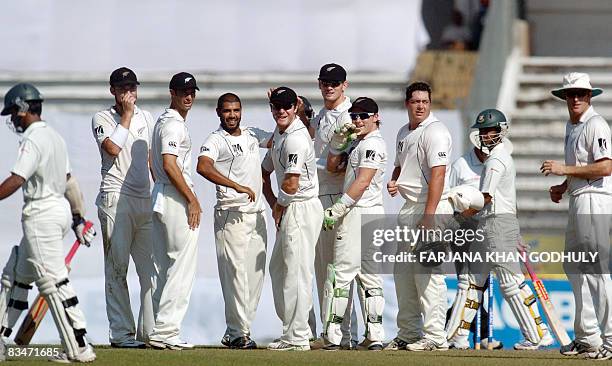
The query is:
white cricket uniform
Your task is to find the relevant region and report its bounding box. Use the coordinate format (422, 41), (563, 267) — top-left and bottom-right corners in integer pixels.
(563, 106), (612, 348)
(262, 118), (323, 346)
(149, 108), (199, 343)
(393, 113), (452, 345)
(449, 149), (483, 189)
(198, 125), (271, 342)
(92, 106), (156, 344)
(326, 129), (387, 344)
(2, 121), (88, 357)
(310, 96), (357, 343)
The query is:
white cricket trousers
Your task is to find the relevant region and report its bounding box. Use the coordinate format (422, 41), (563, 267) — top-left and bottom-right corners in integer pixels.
(270, 197), (323, 346)
(150, 185), (200, 342)
(565, 193), (612, 347)
(96, 191), (155, 344)
(394, 200), (453, 345)
(214, 210), (267, 341)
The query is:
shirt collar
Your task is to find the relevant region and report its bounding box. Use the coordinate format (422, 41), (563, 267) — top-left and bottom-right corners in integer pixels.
(280, 117), (304, 134)
(363, 129), (382, 140)
(577, 105), (596, 124)
(22, 120), (46, 139)
(334, 96), (351, 112)
(216, 125), (244, 136)
(489, 142), (506, 156)
(410, 112), (438, 130)
(161, 108), (185, 122)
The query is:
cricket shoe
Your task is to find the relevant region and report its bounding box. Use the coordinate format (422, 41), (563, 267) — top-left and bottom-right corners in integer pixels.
(406, 338), (449, 352)
(267, 340), (310, 351)
(341, 339), (358, 350)
(227, 336), (257, 350)
(560, 340), (600, 356)
(514, 330), (553, 350)
(110, 339), (146, 349)
(49, 344), (96, 363)
(448, 337), (470, 350)
(309, 336), (326, 350)
(589, 344), (612, 361)
(148, 338), (194, 350)
(322, 343), (341, 351)
(383, 337), (417, 351)
(358, 339), (383, 351)
(480, 338), (503, 350)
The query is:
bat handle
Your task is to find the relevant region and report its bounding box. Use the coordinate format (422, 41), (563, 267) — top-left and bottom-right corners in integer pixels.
(65, 221), (94, 265)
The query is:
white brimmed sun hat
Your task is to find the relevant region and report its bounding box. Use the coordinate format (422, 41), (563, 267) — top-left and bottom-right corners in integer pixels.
(551, 72), (603, 100)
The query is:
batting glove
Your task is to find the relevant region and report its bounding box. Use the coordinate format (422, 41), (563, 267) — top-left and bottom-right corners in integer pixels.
(329, 122), (358, 154)
(322, 194), (354, 231)
(72, 214), (96, 246)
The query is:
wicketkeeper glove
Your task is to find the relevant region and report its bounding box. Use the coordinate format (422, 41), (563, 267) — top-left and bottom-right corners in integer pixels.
(322, 194), (355, 231)
(72, 214), (96, 246)
(329, 122), (358, 155)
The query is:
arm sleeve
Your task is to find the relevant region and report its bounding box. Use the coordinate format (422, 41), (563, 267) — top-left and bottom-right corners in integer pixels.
(91, 112), (116, 147)
(393, 128), (403, 167)
(480, 158), (505, 194)
(587, 117), (612, 161)
(11, 139), (40, 180)
(160, 120), (183, 156)
(282, 135), (308, 175)
(247, 127), (273, 148)
(424, 125), (451, 167)
(261, 150), (274, 173)
(198, 134), (222, 162)
(358, 139), (387, 170)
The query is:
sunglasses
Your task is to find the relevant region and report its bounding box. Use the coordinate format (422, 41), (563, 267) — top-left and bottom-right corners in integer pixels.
(269, 102), (294, 111)
(350, 112), (374, 120)
(565, 89), (589, 98)
(320, 80), (342, 88)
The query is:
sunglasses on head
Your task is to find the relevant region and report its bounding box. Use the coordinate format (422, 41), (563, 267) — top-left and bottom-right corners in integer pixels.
(350, 112), (374, 120)
(565, 89), (589, 98)
(269, 102), (294, 111)
(320, 80), (342, 88)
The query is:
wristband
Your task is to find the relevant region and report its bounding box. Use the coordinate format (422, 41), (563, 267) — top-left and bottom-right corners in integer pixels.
(339, 193), (355, 207)
(277, 188), (296, 207)
(109, 125), (129, 147)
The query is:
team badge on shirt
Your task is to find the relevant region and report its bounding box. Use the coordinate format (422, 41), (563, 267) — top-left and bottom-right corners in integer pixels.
(200, 146), (210, 153)
(168, 141), (177, 148)
(94, 125), (104, 137)
(231, 144), (244, 155)
(288, 154), (298, 166)
(398, 141), (404, 152)
(598, 138), (608, 153)
(365, 150), (377, 161)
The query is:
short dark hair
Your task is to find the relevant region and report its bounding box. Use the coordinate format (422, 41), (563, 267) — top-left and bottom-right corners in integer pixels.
(217, 93), (241, 109)
(405, 81), (432, 101)
(27, 100), (42, 116)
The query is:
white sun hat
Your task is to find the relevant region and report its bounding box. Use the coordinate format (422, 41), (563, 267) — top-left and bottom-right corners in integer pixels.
(551, 72), (603, 100)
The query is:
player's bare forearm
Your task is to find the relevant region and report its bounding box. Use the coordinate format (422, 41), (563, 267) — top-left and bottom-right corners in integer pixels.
(565, 159), (612, 179)
(0, 174), (24, 200)
(101, 138), (122, 157)
(326, 152), (346, 174)
(391, 166), (401, 181)
(346, 167), (376, 201)
(281, 173), (300, 195)
(197, 156), (239, 190)
(262, 168), (276, 208)
(424, 165), (446, 215)
(162, 154), (197, 204)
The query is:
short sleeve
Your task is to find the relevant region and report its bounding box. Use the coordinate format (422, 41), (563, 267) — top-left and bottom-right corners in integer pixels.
(246, 127), (273, 148)
(282, 135), (308, 175)
(358, 139), (387, 170)
(587, 117), (612, 161)
(160, 120), (184, 156)
(424, 124), (451, 167)
(198, 133), (222, 162)
(393, 127), (405, 168)
(261, 150), (274, 172)
(480, 158), (505, 194)
(11, 139), (40, 180)
(92, 112), (116, 147)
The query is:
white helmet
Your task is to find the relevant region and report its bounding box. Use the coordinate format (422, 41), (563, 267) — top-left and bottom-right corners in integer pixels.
(447, 185), (484, 212)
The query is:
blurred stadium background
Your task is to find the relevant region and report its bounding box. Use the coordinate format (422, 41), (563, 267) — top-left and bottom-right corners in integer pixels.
(0, 0), (610, 349)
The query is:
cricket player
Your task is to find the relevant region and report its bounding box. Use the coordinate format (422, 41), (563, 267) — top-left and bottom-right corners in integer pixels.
(0, 83), (96, 362)
(262, 87), (323, 351)
(386, 81), (452, 351)
(92, 67), (155, 348)
(149, 72), (201, 350)
(542, 72), (612, 360)
(454, 109), (553, 350)
(320, 97), (386, 351)
(304, 63), (358, 349)
(197, 93), (271, 349)
(445, 130), (551, 350)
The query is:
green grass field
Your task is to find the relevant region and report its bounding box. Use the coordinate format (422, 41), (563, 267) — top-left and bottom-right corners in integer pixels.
(4, 346), (602, 365)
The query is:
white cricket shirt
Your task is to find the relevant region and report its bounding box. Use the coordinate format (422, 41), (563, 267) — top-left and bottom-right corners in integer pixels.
(344, 129), (387, 207)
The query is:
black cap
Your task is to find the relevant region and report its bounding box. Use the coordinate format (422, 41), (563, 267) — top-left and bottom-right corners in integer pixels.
(269, 86), (297, 105)
(110, 67), (139, 87)
(169, 72), (200, 91)
(318, 63), (347, 82)
(349, 97), (378, 113)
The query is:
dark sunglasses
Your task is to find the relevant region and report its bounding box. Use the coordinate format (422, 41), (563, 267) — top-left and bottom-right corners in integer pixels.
(269, 102), (294, 111)
(565, 89), (589, 98)
(320, 80), (342, 88)
(350, 112), (374, 120)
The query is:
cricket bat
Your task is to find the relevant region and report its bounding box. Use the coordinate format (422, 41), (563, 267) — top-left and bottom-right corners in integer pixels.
(14, 221), (93, 345)
(521, 249), (572, 346)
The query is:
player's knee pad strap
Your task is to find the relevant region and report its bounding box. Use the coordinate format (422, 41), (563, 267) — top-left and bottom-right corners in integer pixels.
(497, 271), (541, 343)
(364, 287), (385, 341)
(446, 279), (483, 341)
